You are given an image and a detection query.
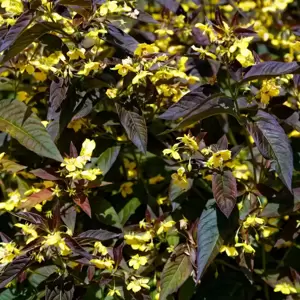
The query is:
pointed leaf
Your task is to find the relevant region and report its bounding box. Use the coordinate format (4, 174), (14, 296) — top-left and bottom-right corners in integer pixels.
(0, 158), (26, 173)
(31, 168), (60, 181)
(61, 204), (77, 233)
(74, 194), (91, 218)
(92, 146), (120, 175)
(14, 211), (48, 229)
(118, 197), (141, 225)
(212, 171), (237, 218)
(57, 0), (92, 8)
(0, 256), (32, 289)
(19, 189), (53, 209)
(242, 61), (300, 82)
(0, 100), (63, 161)
(95, 199), (122, 229)
(197, 200), (223, 280)
(155, 0), (179, 12)
(28, 265), (58, 288)
(247, 110), (293, 191)
(0, 11), (34, 52)
(0, 22), (62, 63)
(160, 244), (193, 300)
(46, 276), (74, 300)
(77, 229), (121, 241)
(159, 90), (220, 121)
(116, 104), (147, 154)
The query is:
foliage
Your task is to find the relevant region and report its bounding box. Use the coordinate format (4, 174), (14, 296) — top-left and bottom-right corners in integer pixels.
(0, 0), (300, 299)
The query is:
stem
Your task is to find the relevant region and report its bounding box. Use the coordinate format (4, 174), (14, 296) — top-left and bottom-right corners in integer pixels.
(245, 131), (258, 184)
(262, 246), (270, 300)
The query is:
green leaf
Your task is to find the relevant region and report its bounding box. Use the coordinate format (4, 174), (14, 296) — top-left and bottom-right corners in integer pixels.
(0, 158), (26, 173)
(116, 104), (147, 154)
(95, 199), (122, 229)
(212, 171), (237, 218)
(247, 110), (293, 191)
(169, 178), (193, 202)
(118, 197), (141, 225)
(28, 266), (58, 288)
(0, 22), (62, 63)
(197, 200), (224, 281)
(0, 289), (18, 300)
(0, 100), (63, 161)
(160, 244), (193, 300)
(92, 146), (121, 175)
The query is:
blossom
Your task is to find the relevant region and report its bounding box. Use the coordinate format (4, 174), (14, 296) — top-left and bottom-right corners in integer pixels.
(243, 215), (264, 228)
(177, 134), (199, 151)
(67, 48), (86, 60)
(134, 43), (159, 56)
(120, 182), (134, 198)
(107, 288), (121, 297)
(149, 175), (165, 185)
(78, 62), (100, 76)
(171, 167), (189, 190)
(42, 232), (71, 256)
(235, 242), (255, 253)
(191, 45), (217, 60)
(0, 190), (22, 211)
(124, 158), (137, 179)
(129, 254), (148, 269)
(1, 0), (23, 15)
(259, 79), (280, 105)
(111, 58), (137, 76)
(163, 145), (181, 160)
(157, 220), (176, 235)
(124, 232), (152, 251)
(90, 258), (114, 270)
(127, 277), (150, 293)
(81, 168), (102, 181)
(80, 139), (96, 160)
(15, 223), (38, 244)
(206, 150), (231, 169)
(94, 241), (108, 256)
(0, 242), (20, 265)
(220, 245), (238, 257)
(274, 282), (297, 295)
(106, 88), (118, 99)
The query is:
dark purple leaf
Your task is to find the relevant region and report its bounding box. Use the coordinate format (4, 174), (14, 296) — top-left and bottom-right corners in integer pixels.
(0, 22), (62, 63)
(31, 168), (60, 180)
(197, 200), (223, 280)
(14, 211), (48, 229)
(155, 0), (179, 13)
(0, 255), (32, 289)
(159, 88), (219, 121)
(212, 171), (237, 218)
(293, 74), (300, 88)
(0, 232), (11, 243)
(77, 229), (121, 241)
(136, 11), (158, 24)
(61, 204), (77, 233)
(0, 11), (34, 52)
(216, 135), (228, 150)
(105, 24), (138, 55)
(160, 244), (193, 300)
(64, 236), (93, 260)
(46, 275), (74, 300)
(69, 141), (78, 158)
(47, 78), (68, 120)
(57, 0), (92, 8)
(74, 194), (91, 218)
(116, 104), (147, 154)
(113, 242), (124, 267)
(242, 61), (300, 82)
(247, 110), (293, 191)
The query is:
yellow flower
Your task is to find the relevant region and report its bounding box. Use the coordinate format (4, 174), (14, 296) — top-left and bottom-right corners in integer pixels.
(157, 196), (169, 205)
(111, 57), (137, 76)
(90, 258), (114, 270)
(124, 232), (152, 251)
(243, 215), (264, 228)
(107, 288), (121, 297)
(124, 158), (137, 179)
(259, 79), (280, 105)
(220, 245), (238, 257)
(99, 0), (118, 16)
(260, 226), (278, 238)
(0, 242), (20, 264)
(274, 282), (297, 295)
(17, 91), (31, 103)
(61, 156), (86, 172)
(81, 168), (102, 181)
(163, 145), (181, 160)
(127, 277), (150, 293)
(94, 241), (108, 256)
(0, 190), (22, 211)
(191, 45), (217, 60)
(235, 242), (255, 253)
(134, 43), (159, 56)
(1, 0), (23, 14)
(51, 185), (62, 197)
(139, 219), (148, 229)
(78, 62), (100, 76)
(0, 152), (5, 160)
(33, 71), (47, 82)
(42, 232), (71, 256)
(177, 134), (199, 151)
(157, 220), (176, 235)
(80, 139), (96, 159)
(67, 48), (86, 60)
(195, 23), (216, 42)
(120, 182), (134, 198)
(15, 223), (38, 244)
(149, 175), (165, 185)
(232, 163), (251, 180)
(129, 254), (148, 270)
(171, 167), (189, 190)
(206, 150), (231, 169)
(238, 0), (256, 11)
(106, 88), (118, 99)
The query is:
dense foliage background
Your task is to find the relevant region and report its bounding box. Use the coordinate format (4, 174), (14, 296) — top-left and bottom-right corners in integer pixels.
(0, 0), (300, 299)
